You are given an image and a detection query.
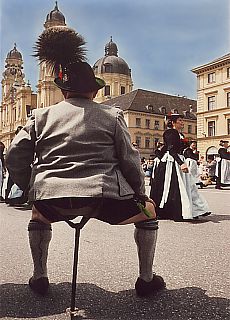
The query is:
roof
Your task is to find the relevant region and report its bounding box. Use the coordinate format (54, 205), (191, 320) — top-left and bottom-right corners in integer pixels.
(7, 43), (22, 60)
(103, 89), (197, 120)
(192, 53), (230, 74)
(93, 56), (131, 76)
(93, 37), (131, 76)
(46, 2), (65, 24)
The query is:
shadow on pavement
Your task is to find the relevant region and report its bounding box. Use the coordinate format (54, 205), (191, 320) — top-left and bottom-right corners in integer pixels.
(202, 214), (230, 224)
(1, 282), (229, 319)
(180, 214), (230, 224)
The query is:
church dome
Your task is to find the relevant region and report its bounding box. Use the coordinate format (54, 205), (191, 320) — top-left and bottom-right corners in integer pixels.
(46, 1), (65, 24)
(93, 37), (131, 76)
(7, 44), (22, 60)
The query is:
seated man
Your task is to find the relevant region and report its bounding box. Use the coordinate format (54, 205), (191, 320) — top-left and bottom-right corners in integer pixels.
(6, 26), (165, 297)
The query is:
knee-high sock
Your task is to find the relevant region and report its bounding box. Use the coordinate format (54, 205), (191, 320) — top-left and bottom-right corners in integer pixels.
(134, 219), (158, 282)
(28, 220), (52, 280)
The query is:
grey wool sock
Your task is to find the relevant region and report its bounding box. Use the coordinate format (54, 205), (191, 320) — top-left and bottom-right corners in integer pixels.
(134, 219), (158, 282)
(28, 220), (52, 280)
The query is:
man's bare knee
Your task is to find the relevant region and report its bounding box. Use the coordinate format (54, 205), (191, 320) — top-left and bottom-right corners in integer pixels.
(119, 201), (156, 225)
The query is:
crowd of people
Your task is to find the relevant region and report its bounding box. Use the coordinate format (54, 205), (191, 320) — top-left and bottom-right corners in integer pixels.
(140, 139), (230, 192)
(0, 25), (229, 301)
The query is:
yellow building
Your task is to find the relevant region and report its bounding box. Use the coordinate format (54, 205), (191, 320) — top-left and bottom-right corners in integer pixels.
(36, 2), (65, 109)
(192, 53), (230, 157)
(0, 1), (198, 156)
(105, 89), (197, 158)
(0, 44), (37, 148)
(0, 3), (133, 146)
(93, 37), (133, 103)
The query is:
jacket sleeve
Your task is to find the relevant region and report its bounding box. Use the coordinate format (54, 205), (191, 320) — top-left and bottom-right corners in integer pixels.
(164, 130), (184, 165)
(219, 148), (230, 160)
(5, 114), (36, 191)
(114, 110), (147, 199)
(184, 148), (199, 161)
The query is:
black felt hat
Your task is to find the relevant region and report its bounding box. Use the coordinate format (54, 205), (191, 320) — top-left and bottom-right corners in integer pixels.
(54, 61), (105, 93)
(166, 113), (184, 120)
(220, 140), (229, 145)
(34, 26), (105, 93)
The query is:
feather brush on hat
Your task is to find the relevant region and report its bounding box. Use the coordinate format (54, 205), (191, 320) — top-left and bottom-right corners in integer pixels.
(33, 26), (87, 74)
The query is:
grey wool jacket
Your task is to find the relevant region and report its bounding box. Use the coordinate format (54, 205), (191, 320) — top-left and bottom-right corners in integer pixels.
(6, 98), (146, 201)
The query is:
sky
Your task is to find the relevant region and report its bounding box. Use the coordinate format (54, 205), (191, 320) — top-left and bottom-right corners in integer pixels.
(0, 0), (229, 100)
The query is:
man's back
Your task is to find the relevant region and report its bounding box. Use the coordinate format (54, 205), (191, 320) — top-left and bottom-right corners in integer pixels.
(7, 97), (145, 201)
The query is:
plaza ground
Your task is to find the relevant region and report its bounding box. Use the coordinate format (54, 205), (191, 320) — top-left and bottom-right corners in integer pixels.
(0, 184), (229, 320)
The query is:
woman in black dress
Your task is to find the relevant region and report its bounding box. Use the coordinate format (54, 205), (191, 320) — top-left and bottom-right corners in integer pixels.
(150, 114), (210, 221)
(215, 140), (230, 189)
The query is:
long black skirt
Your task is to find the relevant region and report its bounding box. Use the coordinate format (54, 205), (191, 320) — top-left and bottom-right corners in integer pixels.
(150, 162), (183, 221)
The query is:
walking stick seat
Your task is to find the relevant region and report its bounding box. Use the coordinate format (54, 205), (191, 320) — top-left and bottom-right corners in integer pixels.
(64, 216), (90, 319)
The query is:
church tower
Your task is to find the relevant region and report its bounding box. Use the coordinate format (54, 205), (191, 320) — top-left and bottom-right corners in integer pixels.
(37, 2), (66, 108)
(93, 37), (133, 103)
(0, 44), (36, 147)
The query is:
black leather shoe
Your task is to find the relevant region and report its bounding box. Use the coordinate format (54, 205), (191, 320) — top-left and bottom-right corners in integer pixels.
(201, 211), (211, 217)
(29, 277), (49, 295)
(135, 274), (166, 297)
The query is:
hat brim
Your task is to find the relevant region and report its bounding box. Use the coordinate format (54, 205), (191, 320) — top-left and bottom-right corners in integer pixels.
(166, 113), (184, 120)
(54, 76), (105, 93)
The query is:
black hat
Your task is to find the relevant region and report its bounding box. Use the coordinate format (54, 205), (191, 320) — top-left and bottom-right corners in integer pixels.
(220, 140), (229, 145)
(166, 113), (184, 120)
(54, 62), (105, 93)
(34, 26), (105, 93)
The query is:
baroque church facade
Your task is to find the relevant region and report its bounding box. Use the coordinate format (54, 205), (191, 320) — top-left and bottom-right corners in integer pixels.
(0, 2), (133, 148)
(1, 2), (200, 159)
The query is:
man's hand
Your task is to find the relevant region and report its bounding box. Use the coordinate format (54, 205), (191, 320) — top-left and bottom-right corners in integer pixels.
(145, 197), (156, 207)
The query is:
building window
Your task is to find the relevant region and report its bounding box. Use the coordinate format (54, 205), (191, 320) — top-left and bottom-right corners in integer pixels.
(154, 138), (159, 148)
(227, 92), (230, 107)
(14, 108), (16, 122)
(104, 85), (110, 96)
(208, 72), (215, 83)
(161, 106), (166, 114)
(104, 64), (112, 73)
(147, 104), (154, 112)
(227, 119), (230, 134)
(26, 105), (32, 117)
(146, 119), (150, 128)
(208, 96), (216, 110)
(154, 120), (160, 130)
(145, 137), (150, 149)
(188, 125), (192, 134)
(121, 86), (125, 95)
(208, 121), (215, 136)
(136, 136), (141, 147)
(136, 118), (141, 127)
(227, 68), (230, 78)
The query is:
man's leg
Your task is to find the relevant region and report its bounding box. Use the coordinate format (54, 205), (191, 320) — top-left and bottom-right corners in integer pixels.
(119, 201), (165, 297)
(134, 219), (165, 297)
(28, 206), (52, 295)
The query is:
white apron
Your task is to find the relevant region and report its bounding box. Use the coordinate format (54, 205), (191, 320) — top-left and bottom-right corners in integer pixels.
(160, 152), (209, 219)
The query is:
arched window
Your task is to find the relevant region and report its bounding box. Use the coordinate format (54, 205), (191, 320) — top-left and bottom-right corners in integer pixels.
(104, 85), (110, 96)
(206, 146), (218, 156)
(159, 106), (166, 114)
(104, 63), (112, 73)
(146, 104), (154, 112)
